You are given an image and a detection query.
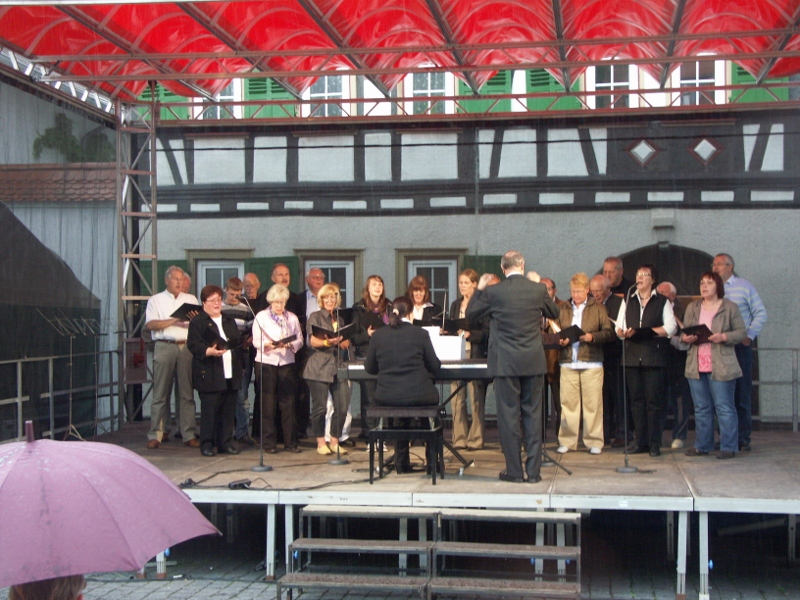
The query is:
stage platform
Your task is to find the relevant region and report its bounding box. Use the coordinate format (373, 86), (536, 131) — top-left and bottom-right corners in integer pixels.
(97, 423), (799, 600)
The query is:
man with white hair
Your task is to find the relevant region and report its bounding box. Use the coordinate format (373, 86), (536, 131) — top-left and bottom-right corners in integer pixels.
(145, 266), (200, 449)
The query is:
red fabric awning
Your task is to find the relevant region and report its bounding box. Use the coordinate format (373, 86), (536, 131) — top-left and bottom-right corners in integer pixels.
(1, 0), (799, 101)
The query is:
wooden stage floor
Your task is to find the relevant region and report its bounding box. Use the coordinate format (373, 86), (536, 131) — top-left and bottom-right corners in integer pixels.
(96, 423), (800, 598)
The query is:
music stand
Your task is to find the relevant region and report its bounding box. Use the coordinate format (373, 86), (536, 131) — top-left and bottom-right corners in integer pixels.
(616, 285), (639, 474)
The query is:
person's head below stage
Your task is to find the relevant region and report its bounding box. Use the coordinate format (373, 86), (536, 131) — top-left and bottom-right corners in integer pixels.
(602, 256), (624, 288)
(501, 249), (525, 276)
(388, 296), (413, 327)
(271, 263), (291, 287)
(243, 272), (260, 299)
(306, 267), (325, 295)
(589, 274), (611, 303)
(712, 253), (735, 282)
(317, 282), (342, 312)
(181, 272), (192, 295)
(224, 276), (243, 305)
(164, 265), (185, 298)
(407, 275), (432, 307)
(540, 277), (557, 301)
(656, 281), (677, 303)
(9, 575), (85, 600)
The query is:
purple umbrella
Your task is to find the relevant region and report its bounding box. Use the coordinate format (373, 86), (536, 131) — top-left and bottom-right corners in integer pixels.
(0, 422), (219, 588)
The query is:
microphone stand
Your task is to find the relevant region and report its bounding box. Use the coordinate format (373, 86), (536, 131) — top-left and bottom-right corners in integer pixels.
(329, 305), (349, 466)
(617, 284), (639, 474)
(241, 295), (272, 473)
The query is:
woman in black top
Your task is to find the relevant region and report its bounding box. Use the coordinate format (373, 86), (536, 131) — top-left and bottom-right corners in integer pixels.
(351, 275), (391, 440)
(365, 296), (441, 472)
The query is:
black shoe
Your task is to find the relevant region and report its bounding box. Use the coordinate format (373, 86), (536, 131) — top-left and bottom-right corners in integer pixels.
(395, 462), (412, 475)
(201, 447), (216, 457)
(340, 438), (356, 448)
(739, 442), (751, 452)
(296, 431), (308, 440)
(717, 451), (736, 460)
(685, 448), (709, 457)
(527, 475), (543, 484)
(285, 446), (302, 453)
(236, 435), (256, 446)
(219, 445), (239, 455)
(649, 447), (661, 457)
(610, 439), (626, 448)
(499, 470), (524, 483)
(174, 432), (183, 440)
(628, 445), (649, 454)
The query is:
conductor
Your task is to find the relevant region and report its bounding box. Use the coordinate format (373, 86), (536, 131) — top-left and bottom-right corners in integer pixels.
(466, 251), (559, 483)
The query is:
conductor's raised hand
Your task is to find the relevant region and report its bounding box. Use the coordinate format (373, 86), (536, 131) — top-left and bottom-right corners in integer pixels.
(477, 273), (494, 291)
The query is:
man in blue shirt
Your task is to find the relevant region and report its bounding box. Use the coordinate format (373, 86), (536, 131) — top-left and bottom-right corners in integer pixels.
(712, 253), (768, 451)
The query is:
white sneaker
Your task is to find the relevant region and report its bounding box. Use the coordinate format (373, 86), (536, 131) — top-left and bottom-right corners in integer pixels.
(365, 442), (387, 452)
(671, 439), (685, 449)
(556, 446), (569, 454)
(589, 447), (601, 455)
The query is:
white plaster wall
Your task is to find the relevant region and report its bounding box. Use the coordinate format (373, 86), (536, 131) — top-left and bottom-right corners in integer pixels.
(155, 208), (800, 421)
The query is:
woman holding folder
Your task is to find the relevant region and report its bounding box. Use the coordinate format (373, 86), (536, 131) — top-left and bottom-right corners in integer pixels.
(252, 284), (304, 453)
(680, 271), (746, 459)
(304, 283), (351, 455)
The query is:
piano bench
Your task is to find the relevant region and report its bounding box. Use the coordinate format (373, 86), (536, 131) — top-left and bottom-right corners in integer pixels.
(366, 406), (444, 486)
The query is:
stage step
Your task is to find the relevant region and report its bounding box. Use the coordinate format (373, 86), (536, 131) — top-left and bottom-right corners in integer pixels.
(278, 573), (429, 600)
(434, 540), (580, 561)
(428, 576), (581, 599)
(290, 537), (434, 555)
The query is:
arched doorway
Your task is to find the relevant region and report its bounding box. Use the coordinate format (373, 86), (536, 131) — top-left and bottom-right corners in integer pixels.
(617, 243), (713, 296)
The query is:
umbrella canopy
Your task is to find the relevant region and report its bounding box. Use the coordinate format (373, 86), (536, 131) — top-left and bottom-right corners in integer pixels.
(0, 423), (219, 588)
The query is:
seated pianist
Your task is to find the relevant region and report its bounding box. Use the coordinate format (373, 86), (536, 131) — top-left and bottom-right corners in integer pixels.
(364, 296), (442, 473)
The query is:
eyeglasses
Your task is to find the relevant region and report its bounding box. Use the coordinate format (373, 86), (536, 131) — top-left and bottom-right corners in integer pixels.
(636, 272), (652, 278)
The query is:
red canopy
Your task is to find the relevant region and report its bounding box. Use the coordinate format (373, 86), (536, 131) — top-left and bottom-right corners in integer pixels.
(1, 0), (799, 101)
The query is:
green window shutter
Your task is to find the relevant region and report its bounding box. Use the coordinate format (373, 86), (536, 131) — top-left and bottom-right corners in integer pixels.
(138, 84), (188, 120)
(244, 78), (296, 118)
(730, 64), (788, 103)
(526, 69), (581, 111)
(461, 255), (504, 280)
(244, 256), (301, 294)
(457, 71), (512, 113)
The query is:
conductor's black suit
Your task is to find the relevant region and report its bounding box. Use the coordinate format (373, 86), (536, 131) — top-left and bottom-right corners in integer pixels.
(467, 273), (559, 481)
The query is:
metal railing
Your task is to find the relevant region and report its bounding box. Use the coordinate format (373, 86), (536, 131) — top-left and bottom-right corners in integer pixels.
(0, 350), (121, 443)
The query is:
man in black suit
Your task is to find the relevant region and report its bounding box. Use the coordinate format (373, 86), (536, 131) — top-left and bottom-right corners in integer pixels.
(466, 251), (559, 484)
(590, 274), (628, 447)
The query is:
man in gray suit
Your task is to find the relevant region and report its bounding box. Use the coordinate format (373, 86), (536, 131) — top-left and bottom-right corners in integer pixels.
(466, 251), (560, 483)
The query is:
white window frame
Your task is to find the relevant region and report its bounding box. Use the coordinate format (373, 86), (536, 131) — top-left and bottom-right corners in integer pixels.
(404, 67), (454, 115)
(586, 62), (638, 109)
(672, 57), (725, 106)
(305, 259), (356, 308)
(196, 260), (244, 291)
(303, 74), (349, 118)
(193, 81), (241, 120)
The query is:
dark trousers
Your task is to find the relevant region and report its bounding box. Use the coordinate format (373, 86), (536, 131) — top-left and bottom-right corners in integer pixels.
(308, 378), (349, 439)
(494, 374), (544, 481)
(254, 362), (297, 450)
(626, 366), (666, 449)
(198, 383), (236, 451)
(734, 343), (754, 445)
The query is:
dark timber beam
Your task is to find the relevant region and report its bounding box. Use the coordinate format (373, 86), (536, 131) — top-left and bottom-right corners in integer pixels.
(425, 0), (480, 94)
(659, 0), (688, 89)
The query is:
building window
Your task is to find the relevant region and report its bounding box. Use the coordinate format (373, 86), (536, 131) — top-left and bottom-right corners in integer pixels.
(594, 64), (630, 109)
(201, 82), (238, 119)
(413, 71), (446, 115)
(305, 260), (355, 307)
(680, 60), (716, 105)
(197, 260), (244, 289)
(309, 76), (343, 117)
